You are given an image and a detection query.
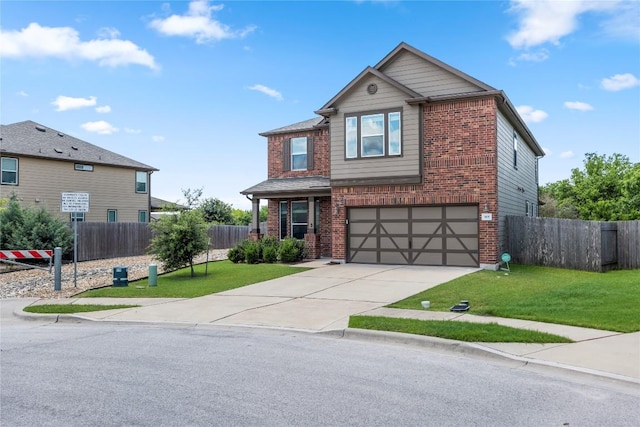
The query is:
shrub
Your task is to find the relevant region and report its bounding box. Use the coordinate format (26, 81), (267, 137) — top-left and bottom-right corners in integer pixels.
(278, 238), (307, 263)
(244, 241), (261, 264)
(261, 235), (280, 250)
(262, 245), (278, 263)
(227, 246), (245, 263)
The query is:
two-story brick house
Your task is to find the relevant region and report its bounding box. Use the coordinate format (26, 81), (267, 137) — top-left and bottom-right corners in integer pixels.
(242, 43), (544, 269)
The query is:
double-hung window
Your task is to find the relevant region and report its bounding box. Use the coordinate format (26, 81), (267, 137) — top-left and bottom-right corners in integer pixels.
(136, 171), (148, 193)
(345, 110), (401, 159)
(1, 157), (18, 185)
(291, 201), (308, 239)
(291, 137), (307, 171)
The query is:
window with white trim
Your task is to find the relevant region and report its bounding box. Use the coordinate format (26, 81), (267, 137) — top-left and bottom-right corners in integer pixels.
(136, 171), (148, 193)
(345, 110), (401, 159)
(291, 201), (307, 239)
(291, 137), (308, 171)
(1, 157), (18, 185)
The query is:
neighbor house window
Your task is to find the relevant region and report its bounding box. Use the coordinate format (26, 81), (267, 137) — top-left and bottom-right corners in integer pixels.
(291, 137), (308, 171)
(136, 171), (148, 193)
(74, 163), (94, 172)
(138, 210), (148, 223)
(513, 130), (518, 170)
(345, 110), (401, 159)
(1, 157), (18, 185)
(291, 201), (307, 239)
(280, 201), (287, 240)
(107, 209), (117, 222)
(70, 212), (85, 222)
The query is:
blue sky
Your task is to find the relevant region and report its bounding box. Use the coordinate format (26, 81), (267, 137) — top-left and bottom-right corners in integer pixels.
(2, 0), (639, 210)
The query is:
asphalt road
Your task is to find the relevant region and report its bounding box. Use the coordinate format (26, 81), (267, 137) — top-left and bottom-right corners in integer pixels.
(1, 300), (638, 427)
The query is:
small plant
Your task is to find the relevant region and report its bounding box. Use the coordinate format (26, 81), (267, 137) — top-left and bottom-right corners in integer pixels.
(278, 237), (307, 263)
(244, 241), (261, 264)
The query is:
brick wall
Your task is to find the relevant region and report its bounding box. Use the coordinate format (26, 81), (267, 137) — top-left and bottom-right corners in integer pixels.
(331, 97), (500, 265)
(268, 127), (330, 179)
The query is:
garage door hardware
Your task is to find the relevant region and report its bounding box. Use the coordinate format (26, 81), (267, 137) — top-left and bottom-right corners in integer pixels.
(450, 300), (470, 312)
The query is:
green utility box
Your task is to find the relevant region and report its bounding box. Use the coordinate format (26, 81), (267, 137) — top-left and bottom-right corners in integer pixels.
(113, 266), (129, 287)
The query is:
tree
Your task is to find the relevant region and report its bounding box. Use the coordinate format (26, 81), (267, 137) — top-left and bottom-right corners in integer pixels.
(231, 208), (252, 226)
(259, 205), (268, 222)
(199, 197), (233, 224)
(540, 153), (640, 221)
(148, 209), (209, 277)
(181, 187), (203, 209)
(0, 194), (72, 253)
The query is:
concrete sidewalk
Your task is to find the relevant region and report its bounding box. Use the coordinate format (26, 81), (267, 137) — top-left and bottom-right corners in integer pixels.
(13, 261), (640, 384)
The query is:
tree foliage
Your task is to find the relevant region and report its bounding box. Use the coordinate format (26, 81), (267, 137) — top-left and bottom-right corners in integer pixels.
(199, 197), (233, 224)
(231, 208), (252, 226)
(148, 209), (209, 277)
(0, 195), (72, 253)
(540, 153), (640, 220)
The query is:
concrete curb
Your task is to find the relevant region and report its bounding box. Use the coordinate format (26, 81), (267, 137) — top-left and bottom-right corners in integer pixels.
(320, 328), (640, 388)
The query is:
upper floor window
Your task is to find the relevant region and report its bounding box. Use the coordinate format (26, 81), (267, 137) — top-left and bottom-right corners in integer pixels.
(291, 137), (308, 171)
(75, 163), (94, 172)
(283, 137), (313, 172)
(136, 171), (148, 193)
(346, 110), (401, 159)
(513, 130), (518, 170)
(1, 157), (18, 185)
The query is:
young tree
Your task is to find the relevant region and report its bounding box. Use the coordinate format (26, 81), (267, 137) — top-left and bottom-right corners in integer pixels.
(148, 209), (209, 277)
(181, 187), (203, 210)
(199, 197), (233, 224)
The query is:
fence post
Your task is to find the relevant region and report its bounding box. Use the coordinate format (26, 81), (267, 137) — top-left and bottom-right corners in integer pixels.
(54, 247), (62, 291)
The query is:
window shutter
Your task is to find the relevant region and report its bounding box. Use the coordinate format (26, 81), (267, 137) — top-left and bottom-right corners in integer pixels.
(283, 138), (291, 171)
(307, 137), (314, 170)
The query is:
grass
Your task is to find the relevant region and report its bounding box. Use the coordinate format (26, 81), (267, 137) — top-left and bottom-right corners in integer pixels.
(78, 260), (310, 298)
(349, 316), (572, 343)
(389, 265), (640, 333)
(24, 304), (138, 314)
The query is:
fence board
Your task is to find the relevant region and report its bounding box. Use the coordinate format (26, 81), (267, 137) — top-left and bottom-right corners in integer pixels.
(77, 223), (249, 261)
(505, 217), (640, 272)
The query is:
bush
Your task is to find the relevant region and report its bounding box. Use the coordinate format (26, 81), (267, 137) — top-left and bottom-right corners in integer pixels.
(263, 245), (278, 263)
(244, 241), (261, 264)
(227, 246), (245, 263)
(278, 238), (307, 263)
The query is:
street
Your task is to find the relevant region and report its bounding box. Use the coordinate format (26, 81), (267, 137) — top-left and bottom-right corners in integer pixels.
(1, 300), (638, 426)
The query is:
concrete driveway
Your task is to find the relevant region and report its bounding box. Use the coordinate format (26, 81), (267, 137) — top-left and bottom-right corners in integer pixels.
(66, 262), (477, 331)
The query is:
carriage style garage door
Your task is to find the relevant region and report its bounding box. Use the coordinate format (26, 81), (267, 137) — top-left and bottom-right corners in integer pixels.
(348, 205), (479, 267)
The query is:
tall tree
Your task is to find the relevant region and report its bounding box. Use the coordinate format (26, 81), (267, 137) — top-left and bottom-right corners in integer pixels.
(199, 198), (233, 224)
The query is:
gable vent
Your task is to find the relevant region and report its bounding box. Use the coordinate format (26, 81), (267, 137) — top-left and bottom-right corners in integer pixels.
(54, 148), (63, 153)
(35, 125), (46, 132)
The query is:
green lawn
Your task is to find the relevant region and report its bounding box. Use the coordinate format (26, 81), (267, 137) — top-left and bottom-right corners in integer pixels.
(24, 304), (138, 314)
(349, 316), (572, 343)
(78, 261), (309, 298)
(389, 265), (640, 333)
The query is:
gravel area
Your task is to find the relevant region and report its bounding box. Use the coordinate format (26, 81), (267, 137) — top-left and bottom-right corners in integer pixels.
(0, 250), (229, 299)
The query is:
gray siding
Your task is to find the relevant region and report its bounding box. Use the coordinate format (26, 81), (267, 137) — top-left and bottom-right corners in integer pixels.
(496, 110), (539, 252)
(380, 50), (483, 97)
(331, 75), (421, 182)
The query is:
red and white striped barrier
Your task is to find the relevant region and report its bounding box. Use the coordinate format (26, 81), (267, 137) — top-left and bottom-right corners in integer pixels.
(0, 250), (53, 260)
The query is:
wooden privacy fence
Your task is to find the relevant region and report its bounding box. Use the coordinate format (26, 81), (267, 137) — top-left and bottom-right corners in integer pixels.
(76, 222), (250, 261)
(505, 216), (640, 272)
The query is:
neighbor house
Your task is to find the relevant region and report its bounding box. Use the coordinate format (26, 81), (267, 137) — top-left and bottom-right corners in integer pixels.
(0, 120), (158, 222)
(242, 42), (544, 269)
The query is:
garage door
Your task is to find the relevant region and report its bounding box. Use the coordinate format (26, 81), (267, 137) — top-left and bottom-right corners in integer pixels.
(348, 205), (479, 267)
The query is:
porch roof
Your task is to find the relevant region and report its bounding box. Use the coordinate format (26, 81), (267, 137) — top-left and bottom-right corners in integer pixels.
(240, 176), (331, 198)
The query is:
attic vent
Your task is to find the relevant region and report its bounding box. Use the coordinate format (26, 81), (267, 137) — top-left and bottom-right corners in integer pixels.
(58, 132), (65, 137)
(54, 148), (63, 153)
(35, 125), (46, 132)
(71, 146), (78, 150)
(367, 83), (378, 95)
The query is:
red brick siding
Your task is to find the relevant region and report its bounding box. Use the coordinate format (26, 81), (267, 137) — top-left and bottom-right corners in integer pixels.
(331, 97), (500, 265)
(268, 128), (330, 179)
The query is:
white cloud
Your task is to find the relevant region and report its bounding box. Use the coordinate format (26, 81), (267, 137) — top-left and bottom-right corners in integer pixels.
(516, 105), (549, 123)
(564, 101), (593, 111)
(97, 27), (121, 39)
(52, 95), (97, 111)
(512, 49), (550, 64)
(506, 0), (625, 49)
(560, 150), (575, 159)
(152, 135), (165, 142)
(17, 90), (28, 97)
(601, 73), (640, 91)
(95, 105), (111, 113)
(81, 121), (118, 135)
(248, 84), (283, 101)
(125, 128), (142, 134)
(149, 0), (256, 44)
(0, 22), (158, 70)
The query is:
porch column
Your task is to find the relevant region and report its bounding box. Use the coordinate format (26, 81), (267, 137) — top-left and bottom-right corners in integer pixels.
(248, 197), (262, 241)
(305, 196), (321, 259)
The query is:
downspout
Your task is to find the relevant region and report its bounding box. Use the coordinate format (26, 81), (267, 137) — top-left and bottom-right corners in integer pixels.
(148, 170), (153, 222)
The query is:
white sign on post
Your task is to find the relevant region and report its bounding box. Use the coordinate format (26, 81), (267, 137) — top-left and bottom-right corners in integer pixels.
(61, 192), (90, 213)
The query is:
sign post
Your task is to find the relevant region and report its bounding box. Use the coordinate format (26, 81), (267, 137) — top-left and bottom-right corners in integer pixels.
(61, 193), (90, 288)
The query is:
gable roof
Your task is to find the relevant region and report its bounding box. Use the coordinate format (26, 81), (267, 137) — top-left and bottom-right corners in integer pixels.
(260, 116), (328, 137)
(0, 120), (158, 171)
